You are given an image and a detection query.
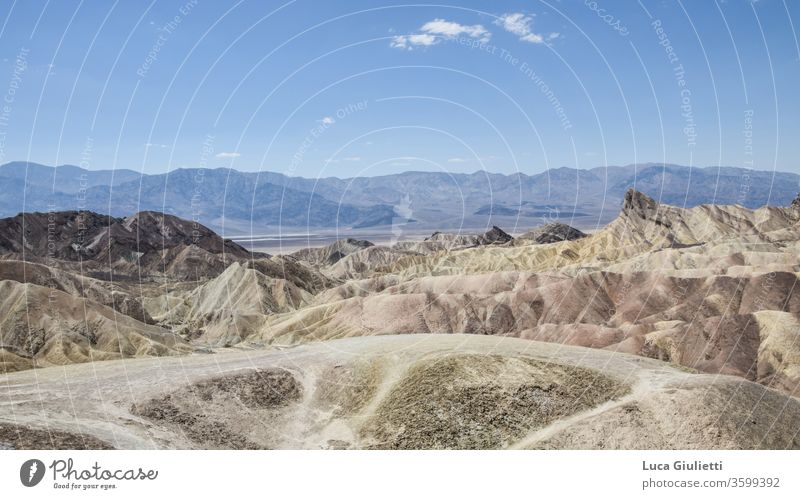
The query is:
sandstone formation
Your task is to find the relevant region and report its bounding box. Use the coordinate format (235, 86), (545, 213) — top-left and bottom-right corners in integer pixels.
(0, 280), (191, 373)
(292, 238), (374, 266)
(0, 210), (258, 280)
(514, 222), (587, 244)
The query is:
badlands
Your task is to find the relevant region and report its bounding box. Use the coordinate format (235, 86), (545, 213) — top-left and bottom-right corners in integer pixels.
(1, 189), (800, 449)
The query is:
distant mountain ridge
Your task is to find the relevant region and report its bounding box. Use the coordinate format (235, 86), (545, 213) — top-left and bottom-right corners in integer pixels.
(1, 161), (798, 231)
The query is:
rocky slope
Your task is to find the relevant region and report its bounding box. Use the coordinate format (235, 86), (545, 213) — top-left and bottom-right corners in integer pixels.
(292, 238), (374, 266)
(0, 210), (256, 280)
(317, 226), (520, 280)
(514, 222), (588, 244)
(254, 270), (800, 394)
(0, 259), (154, 323)
(394, 225), (513, 255)
(0, 210), (334, 371)
(144, 262), (311, 345)
(205, 190), (800, 398)
(0, 280), (191, 373)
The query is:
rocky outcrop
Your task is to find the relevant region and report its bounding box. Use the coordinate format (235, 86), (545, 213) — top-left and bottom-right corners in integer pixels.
(791, 192), (800, 211)
(516, 223), (587, 244)
(425, 225), (512, 245)
(0, 280), (191, 373)
(147, 262), (311, 345)
(622, 188), (659, 216)
(291, 238), (374, 266)
(0, 210), (253, 261)
(481, 225), (514, 244)
(254, 270), (800, 393)
(392, 226), (513, 257)
(0, 260), (154, 324)
(0, 210), (260, 280)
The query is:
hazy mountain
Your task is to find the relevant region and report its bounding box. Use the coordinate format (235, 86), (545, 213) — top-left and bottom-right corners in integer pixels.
(2, 162), (798, 231)
(0, 161), (141, 193)
(0, 164), (397, 229)
(260, 163), (800, 218)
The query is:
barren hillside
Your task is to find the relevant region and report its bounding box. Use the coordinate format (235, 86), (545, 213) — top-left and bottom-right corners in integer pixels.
(1, 335), (798, 450)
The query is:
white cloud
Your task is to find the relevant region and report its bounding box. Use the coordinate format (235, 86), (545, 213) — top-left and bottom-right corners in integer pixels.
(144, 142), (167, 149)
(215, 152), (240, 159)
(391, 33), (437, 50)
(343, 156), (362, 161)
(391, 18), (491, 50)
(447, 157), (468, 163)
(495, 12), (558, 44)
(319, 116), (335, 125)
(421, 19), (490, 42)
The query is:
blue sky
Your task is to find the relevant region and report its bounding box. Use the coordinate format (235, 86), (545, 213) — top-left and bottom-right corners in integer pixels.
(0, 0), (797, 177)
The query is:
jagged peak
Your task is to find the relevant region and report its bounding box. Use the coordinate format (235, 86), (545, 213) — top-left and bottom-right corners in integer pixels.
(339, 238), (374, 248)
(423, 226), (512, 245)
(622, 188), (658, 216)
(425, 231), (443, 241)
(791, 192), (800, 211)
(483, 225), (513, 243)
(520, 222), (587, 244)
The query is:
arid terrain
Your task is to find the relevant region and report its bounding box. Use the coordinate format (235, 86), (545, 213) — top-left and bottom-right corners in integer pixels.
(3, 335), (799, 450)
(1, 189), (800, 449)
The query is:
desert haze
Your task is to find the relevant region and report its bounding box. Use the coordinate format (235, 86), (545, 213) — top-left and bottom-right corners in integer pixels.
(3, 161), (799, 233)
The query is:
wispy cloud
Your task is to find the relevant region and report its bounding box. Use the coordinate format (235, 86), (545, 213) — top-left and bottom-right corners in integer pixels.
(319, 116), (335, 125)
(391, 34), (437, 49)
(421, 19), (491, 41)
(343, 156), (361, 161)
(495, 13), (558, 44)
(215, 152), (240, 159)
(144, 142), (168, 149)
(447, 157), (468, 163)
(391, 18), (491, 50)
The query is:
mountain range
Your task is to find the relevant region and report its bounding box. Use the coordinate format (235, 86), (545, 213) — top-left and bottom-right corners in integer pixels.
(1, 161), (798, 233)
